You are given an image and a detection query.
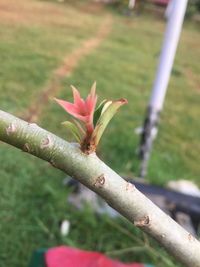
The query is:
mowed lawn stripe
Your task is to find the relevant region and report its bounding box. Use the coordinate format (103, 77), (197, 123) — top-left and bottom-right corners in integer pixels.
(23, 15), (112, 122)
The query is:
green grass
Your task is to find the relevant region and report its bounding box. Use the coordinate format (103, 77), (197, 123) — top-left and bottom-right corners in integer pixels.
(0, 0), (101, 114)
(0, 1), (200, 267)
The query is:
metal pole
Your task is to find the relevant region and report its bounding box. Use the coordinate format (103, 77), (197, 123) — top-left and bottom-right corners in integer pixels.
(128, 0), (136, 9)
(139, 0), (188, 178)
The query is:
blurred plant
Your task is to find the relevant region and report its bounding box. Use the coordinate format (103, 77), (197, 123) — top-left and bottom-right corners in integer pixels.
(186, 0), (200, 18)
(55, 83), (127, 154)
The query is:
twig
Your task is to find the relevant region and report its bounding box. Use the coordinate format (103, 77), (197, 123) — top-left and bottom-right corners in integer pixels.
(0, 110), (200, 267)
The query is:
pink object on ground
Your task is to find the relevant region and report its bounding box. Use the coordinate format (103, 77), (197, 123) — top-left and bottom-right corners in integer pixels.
(153, 0), (169, 5)
(45, 246), (144, 267)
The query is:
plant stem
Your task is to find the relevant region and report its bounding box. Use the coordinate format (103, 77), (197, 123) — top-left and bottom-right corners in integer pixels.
(0, 110), (200, 267)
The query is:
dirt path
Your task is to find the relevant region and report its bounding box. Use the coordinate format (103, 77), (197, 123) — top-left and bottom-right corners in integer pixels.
(23, 15), (112, 122)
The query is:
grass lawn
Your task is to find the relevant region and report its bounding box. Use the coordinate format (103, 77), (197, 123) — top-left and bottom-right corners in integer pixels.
(0, 0), (200, 266)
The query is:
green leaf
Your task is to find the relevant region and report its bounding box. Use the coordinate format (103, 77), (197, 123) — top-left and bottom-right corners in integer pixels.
(72, 119), (86, 136)
(62, 121), (82, 143)
(91, 98), (128, 147)
(101, 100), (112, 115)
(93, 99), (107, 126)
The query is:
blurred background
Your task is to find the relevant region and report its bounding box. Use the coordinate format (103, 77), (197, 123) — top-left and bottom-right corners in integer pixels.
(0, 0), (199, 266)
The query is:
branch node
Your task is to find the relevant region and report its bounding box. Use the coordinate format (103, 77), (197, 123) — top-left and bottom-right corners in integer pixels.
(6, 123), (16, 135)
(188, 233), (195, 242)
(134, 215), (150, 228)
(40, 135), (53, 149)
(94, 174), (105, 188)
(125, 182), (135, 192)
(23, 143), (31, 153)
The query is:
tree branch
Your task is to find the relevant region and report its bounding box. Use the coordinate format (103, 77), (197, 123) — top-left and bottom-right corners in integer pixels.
(0, 109), (200, 267)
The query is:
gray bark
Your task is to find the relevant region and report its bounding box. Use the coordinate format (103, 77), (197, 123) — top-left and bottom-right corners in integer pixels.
(0, 110), (200, 267)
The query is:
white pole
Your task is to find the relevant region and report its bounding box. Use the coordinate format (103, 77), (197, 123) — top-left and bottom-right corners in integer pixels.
(150, 0), (188, 112)
(139, 0), (188, 178)
(128, 0), (136, 9)
(165, 0), (174, 19)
